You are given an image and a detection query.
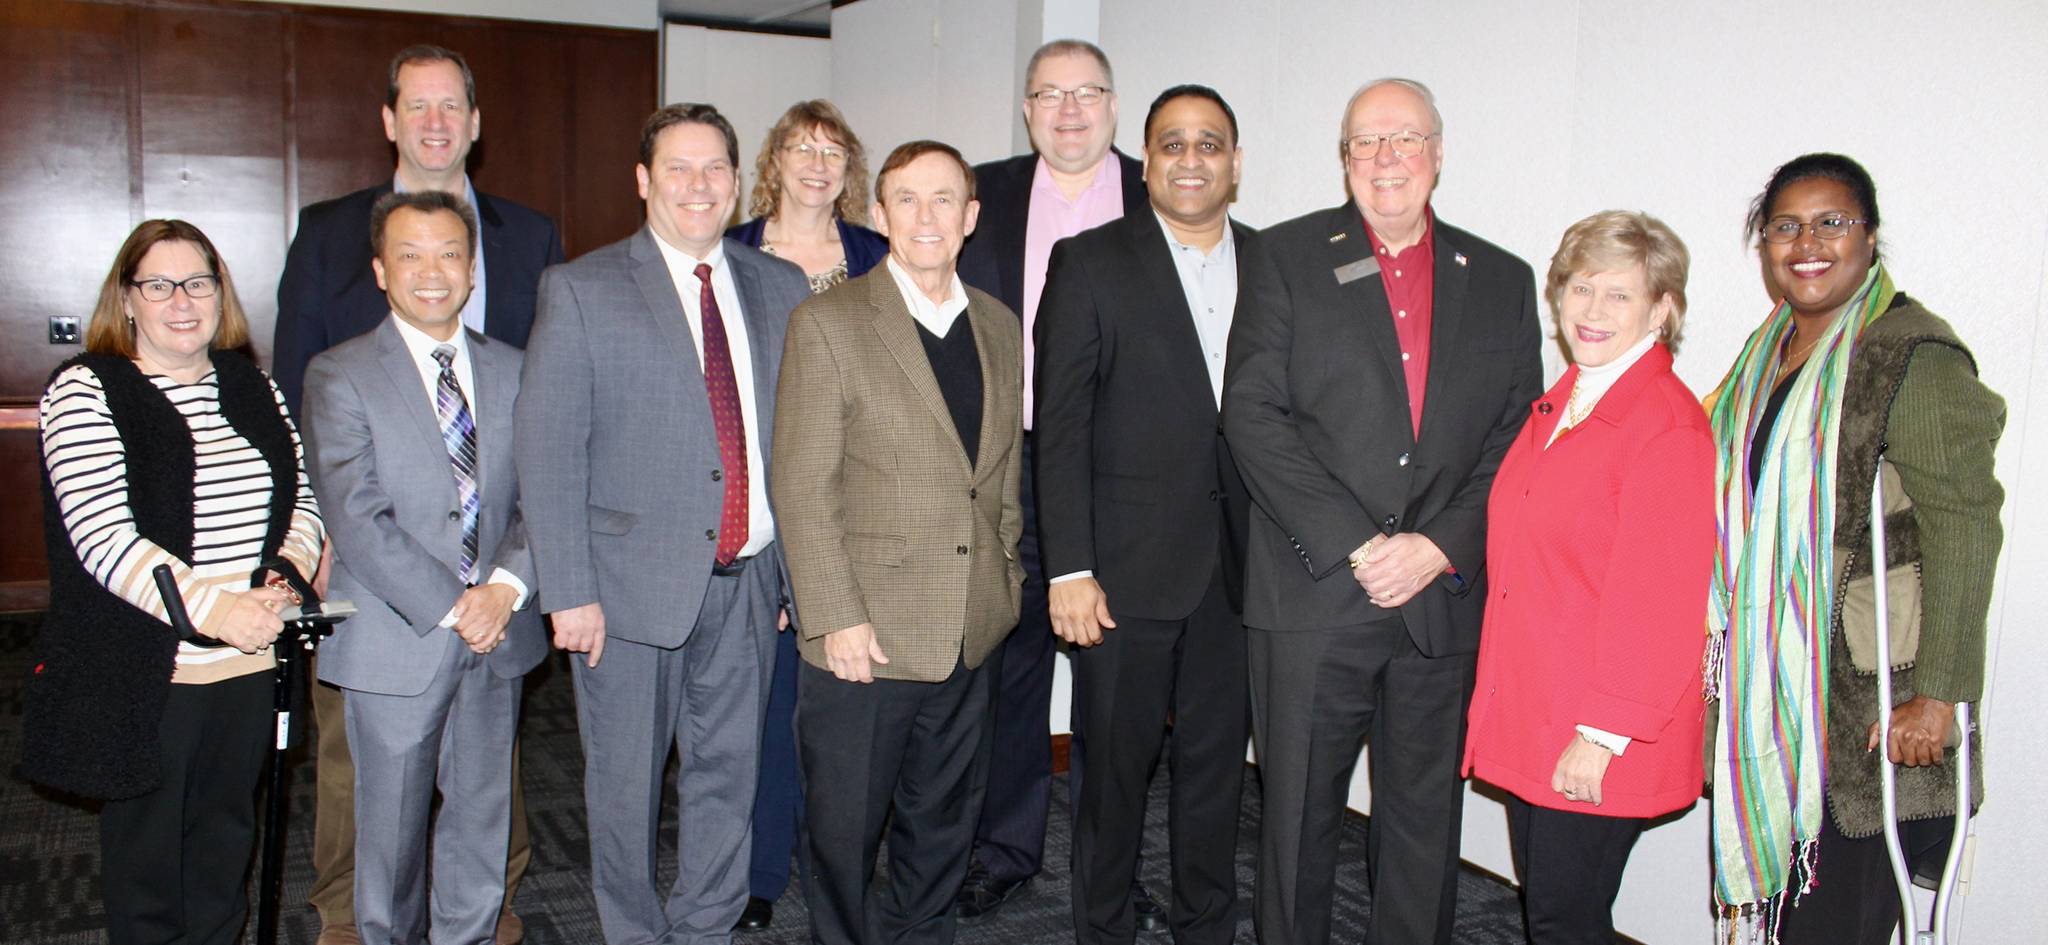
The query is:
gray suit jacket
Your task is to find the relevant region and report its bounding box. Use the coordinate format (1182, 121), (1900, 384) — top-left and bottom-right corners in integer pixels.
(516, 228), (810, 646)
(303, 318), (545, 696)
(771, 268), (1025, 682)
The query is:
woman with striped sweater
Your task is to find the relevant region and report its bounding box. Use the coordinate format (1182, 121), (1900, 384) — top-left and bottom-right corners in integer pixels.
(24, 219), (324, 945)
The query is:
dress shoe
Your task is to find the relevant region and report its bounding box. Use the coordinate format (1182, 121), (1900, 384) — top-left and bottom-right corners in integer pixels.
(954, 865), (1032, 923)
(315, 925), (361, 945)
(1131, 881), (1167, 933)
(494, 906), (525, 945)
(734, 896), (775, 931)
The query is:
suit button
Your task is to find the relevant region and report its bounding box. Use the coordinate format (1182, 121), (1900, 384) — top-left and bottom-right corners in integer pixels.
(706, 529), (717, 541)
(1208, 490), (1220, 501)
(448, 510), (459, 521)
(956, 545), (969, 555)
(1383, 514), (1398, 528)
(711, 469), (722, 481)
(969, 488), (977, 500)
(1398, 452), (1410, 467)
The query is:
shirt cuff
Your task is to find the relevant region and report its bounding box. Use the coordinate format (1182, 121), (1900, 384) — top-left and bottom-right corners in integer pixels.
(1048, 570), (1093, 585)
(1575, 724), (1631, 756)
(436, 568), (531, 628)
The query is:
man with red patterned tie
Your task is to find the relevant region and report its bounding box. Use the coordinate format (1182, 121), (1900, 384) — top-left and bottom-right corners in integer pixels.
(514, 103), (810, 945)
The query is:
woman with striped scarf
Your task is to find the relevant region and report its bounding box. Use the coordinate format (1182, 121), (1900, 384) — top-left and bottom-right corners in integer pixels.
(1706, 153), (2004, 943)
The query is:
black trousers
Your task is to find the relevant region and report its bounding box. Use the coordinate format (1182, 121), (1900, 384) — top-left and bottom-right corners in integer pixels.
(99, 672), (272, 945)
(1504, 795), (1647, 944)
(971, 434), (1056, 882)
(1777, 810), (1954, 945)
(798, 657), (995, 945)
(1248, 621), (1475, 945)
(1069, 564), (1247, 945)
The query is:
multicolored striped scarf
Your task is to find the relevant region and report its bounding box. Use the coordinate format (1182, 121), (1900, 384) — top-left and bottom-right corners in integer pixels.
(1705, 264), (1896, 938)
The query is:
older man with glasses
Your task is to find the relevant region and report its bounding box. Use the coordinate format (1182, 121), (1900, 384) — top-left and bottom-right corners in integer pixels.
(1221, 77), (1543, 945)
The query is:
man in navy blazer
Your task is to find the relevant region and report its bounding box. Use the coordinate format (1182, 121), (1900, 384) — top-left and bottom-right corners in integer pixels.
(273, 44), (561, 945)
(951, 39), (1155, 926)
(302, 191), (546, 945)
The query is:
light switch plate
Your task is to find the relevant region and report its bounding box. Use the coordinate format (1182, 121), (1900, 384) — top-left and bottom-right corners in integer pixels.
(49, 316), (81, 345)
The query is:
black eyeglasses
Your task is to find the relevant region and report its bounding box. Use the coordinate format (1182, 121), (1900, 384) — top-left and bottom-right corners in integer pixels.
(128, 275), (219, 302)
(1760, 215), (1865, 244)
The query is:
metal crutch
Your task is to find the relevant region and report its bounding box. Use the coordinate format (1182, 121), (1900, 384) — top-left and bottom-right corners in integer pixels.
(1869, 462), (1974, 945)
(151, 558), (355, 945)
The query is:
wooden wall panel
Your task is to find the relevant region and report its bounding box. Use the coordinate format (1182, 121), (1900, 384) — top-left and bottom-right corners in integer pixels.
(0, 2), (136, 398)
(0, 0), (658, 589)
(137, 3), (289, 363)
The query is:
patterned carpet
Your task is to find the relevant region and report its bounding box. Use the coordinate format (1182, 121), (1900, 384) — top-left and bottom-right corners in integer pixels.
(0, 612), (1530, 943)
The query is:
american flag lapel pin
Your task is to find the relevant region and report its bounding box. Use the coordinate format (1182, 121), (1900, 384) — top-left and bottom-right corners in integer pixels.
(1453, 252), (1468, 267)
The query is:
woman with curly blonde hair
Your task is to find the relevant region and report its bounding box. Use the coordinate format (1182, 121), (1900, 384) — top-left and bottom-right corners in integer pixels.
(727, 99), (888, 296)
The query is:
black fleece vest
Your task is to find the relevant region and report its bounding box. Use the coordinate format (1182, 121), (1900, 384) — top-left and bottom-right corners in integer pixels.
(20, 350), (296, 800)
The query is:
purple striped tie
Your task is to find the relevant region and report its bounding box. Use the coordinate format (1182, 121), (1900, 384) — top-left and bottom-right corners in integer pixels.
(431, 344), (480, 581)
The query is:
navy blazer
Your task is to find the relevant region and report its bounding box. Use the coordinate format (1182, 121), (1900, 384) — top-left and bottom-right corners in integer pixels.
(725, 216), (889, 279)
(955, 150), (1148, 317)
(272, 182), (565, 416)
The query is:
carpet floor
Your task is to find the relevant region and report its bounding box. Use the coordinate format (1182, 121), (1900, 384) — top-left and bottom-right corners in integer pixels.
(0, 612), (1530, 943)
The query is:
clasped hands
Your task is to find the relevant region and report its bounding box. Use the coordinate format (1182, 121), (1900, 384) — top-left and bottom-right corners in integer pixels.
(1350, 532), (1449, 608)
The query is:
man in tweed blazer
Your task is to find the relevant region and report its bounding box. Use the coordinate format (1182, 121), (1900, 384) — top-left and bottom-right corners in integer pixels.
(514, 104), (810, 945)
(771, 141), (1024, 945)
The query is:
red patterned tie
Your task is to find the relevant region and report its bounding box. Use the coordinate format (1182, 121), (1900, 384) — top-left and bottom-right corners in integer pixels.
(696, 262), (748, 565)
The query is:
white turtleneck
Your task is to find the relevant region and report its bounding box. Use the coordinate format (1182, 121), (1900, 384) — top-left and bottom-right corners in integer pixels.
(1546, 330), (1661, 448)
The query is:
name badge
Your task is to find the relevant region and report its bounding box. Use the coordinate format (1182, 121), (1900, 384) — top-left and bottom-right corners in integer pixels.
(1333, 257), (1381, 285)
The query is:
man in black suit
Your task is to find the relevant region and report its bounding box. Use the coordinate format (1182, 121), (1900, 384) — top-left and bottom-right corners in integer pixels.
(1221, 78), (1542, 945)
(272, 44), (563, 945)
(951, 38), (1154, 926)
(1034, 86), (1253, 945)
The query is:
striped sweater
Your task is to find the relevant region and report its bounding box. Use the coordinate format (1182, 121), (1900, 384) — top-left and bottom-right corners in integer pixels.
(40, 363), (324, 683)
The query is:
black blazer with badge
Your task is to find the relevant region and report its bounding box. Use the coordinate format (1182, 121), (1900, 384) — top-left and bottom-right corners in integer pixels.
(272, 183), (565, 416)
(956, 150), (1148, 316)
(1034, 212), (1256, 620)
(1221, 204), (1541, 656)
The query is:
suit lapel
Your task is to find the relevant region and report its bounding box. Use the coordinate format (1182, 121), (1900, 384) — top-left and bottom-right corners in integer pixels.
(867, 275), (974, 478)
(1128, 213), (1218, 420)
(1417, 225), (1471, 447)
(626, 229), (709, 387)
(1323, 206), (1409, 419)
(373, 319), (446, 455)
(467, 330), (510, 506)
(967, 294), (1008, 480)
(725, 245), (781, 447)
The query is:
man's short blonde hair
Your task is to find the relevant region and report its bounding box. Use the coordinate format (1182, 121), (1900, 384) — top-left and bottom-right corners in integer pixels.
(1544, 210), (1692, 352)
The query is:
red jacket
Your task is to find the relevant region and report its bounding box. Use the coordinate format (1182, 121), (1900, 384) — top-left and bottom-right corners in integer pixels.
(1462, 344), (1715, 818)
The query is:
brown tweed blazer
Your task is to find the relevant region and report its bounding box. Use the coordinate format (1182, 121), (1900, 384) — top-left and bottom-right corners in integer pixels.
(770, 266), (1024, 683)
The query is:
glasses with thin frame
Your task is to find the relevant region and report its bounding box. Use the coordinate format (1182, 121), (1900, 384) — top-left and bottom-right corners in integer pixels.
(128, 275), (218, 302)
(1341, 131), (1438, 161)
(1026, 85), (1112, 108)
(1760, 214), (1865, 244)
(783, 142), (849, 166)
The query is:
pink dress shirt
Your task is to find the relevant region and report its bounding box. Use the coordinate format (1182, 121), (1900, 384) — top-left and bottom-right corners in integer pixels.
(1022, 156), (1123, 429)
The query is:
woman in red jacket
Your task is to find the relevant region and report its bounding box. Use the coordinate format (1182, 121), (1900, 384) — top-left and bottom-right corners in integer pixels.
(1463, 210), (1716, 944)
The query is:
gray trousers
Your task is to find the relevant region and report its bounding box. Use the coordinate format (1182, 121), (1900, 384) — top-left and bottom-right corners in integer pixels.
(573, 558), (778, 945)
(1248, 621), (1475, 945)
(345, 634), (522, 945)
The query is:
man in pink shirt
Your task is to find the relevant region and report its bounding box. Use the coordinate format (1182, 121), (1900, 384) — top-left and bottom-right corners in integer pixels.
(952, 38), (1151, 926)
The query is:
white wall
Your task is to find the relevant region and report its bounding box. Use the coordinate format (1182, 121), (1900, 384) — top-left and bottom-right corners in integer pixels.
(272, 0), (657, 29)
(662, 24), (832, 209)
(828, 0), (1023, 168)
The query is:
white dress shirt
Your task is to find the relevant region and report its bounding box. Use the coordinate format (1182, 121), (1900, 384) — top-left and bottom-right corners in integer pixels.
(389, 314), (528, 623)
(652, 234), (774, 558)
(884, 256), (970, 336)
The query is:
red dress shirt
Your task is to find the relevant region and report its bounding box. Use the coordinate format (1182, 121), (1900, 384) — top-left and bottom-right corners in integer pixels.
(1462, 344), (1716, 818)
(1364, 211), (1435, 437)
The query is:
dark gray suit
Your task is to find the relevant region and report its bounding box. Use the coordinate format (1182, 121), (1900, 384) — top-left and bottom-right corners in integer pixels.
(303, 318), (546, 945)
(516, 229), (809, 944)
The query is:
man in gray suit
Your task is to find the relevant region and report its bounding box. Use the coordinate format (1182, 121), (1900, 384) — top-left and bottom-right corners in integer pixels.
(515, 103), (810, 945)
(301, 190), (547, 945)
